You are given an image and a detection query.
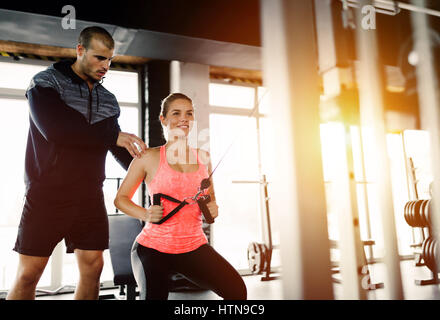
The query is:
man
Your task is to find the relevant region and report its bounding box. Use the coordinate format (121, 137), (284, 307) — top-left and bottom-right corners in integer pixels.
(7, 26), (147, 300)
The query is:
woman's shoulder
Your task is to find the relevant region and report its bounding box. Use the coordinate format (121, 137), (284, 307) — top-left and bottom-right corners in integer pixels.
(140, 146), (161, 161)
(128, 147), (161, 175)
(128, 147), (160, 167)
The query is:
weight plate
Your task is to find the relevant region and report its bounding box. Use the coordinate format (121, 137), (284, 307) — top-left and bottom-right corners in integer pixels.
(426, 237), (435, 272)
(404, 201), (412, 225)
(247, 242), (262, 274)
(422, 237), (429, 264)
(419, 200), (429, 227)
(426, 200), (432, 226)
(409, 201), (417, 227)
(433, 239), (440, 273)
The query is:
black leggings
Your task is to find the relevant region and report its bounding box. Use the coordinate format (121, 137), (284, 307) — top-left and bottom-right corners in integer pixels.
(132, 242), (247, 300)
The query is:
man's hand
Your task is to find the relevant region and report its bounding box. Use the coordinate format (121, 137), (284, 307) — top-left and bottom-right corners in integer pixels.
(116, 131), (147, 158)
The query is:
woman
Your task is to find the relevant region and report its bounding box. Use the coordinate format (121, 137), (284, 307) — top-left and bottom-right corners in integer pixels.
(114, 93), (247, 300)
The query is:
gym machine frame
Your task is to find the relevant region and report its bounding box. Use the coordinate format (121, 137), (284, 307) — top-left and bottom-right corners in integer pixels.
(238, 174), (279, 281)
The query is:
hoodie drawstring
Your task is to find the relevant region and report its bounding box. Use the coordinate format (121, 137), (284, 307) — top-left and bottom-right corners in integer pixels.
(78, 83), (83, 98)
(96, 85), (100, 112)
(78, 81), (101, 115)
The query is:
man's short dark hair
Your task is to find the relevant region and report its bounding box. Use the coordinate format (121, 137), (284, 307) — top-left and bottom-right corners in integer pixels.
(78, 26), (114, 49)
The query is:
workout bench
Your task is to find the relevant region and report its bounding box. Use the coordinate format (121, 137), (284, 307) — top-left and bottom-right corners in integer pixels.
(108, 214), (144, 300)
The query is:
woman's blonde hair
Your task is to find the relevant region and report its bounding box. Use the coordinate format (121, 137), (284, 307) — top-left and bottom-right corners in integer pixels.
(160, 93), (193, 117)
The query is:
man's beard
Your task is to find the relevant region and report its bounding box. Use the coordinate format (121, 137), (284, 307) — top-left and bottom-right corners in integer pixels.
(86, 73), (99, 83)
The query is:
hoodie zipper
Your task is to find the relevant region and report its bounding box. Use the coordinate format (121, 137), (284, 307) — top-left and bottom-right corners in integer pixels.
(88, 87), (93, 123)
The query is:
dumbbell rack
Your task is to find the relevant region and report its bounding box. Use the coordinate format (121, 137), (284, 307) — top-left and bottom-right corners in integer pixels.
(406, 157), (426, 267)
(404, 199), (440, 285)
(404, 156), (440, 285)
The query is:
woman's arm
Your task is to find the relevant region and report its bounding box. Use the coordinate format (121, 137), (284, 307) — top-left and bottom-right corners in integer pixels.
(199, 149), (219, 219)
(114, 152), (163, 223)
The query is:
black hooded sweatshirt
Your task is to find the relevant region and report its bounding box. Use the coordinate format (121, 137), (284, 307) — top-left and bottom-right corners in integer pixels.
(24, 59), (133, 194)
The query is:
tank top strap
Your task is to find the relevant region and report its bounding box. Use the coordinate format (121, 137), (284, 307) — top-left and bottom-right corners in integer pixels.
(159, 144), (167, 165)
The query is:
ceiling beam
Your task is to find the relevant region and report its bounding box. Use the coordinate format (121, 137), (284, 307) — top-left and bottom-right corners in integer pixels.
(0, 40), (150, 65)
(209, 65), (262, 84)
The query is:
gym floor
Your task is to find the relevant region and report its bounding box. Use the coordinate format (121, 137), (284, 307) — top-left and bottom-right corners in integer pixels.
(34, 259), (440, 300)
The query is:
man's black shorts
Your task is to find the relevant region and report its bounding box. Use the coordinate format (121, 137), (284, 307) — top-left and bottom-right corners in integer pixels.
(13, 185), (109, 257)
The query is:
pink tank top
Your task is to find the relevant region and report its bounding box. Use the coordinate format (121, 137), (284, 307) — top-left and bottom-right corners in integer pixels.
(136, 145), (209, 253)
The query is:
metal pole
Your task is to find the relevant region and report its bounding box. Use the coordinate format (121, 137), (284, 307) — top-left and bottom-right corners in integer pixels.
(315, 0), (370, 298)
(139, 65), (148, 208)
(354, 0), (404, 299)
(410, 0), (440, 289)
(335, 124), (369, 299)
(358, 128), (374, 260)
(254, 87), (267, 246)
(260, 0), (334, 299)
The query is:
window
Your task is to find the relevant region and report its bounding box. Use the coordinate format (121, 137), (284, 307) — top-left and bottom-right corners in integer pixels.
(0, 61), (46, 90)
(101, 70), (139, 104)
(208, 82), (278, 272)
(104, 105), (141, 213)
(209, 114), (261, 269)
(0, 60), (48, 290)
(209, 83), (255, 109)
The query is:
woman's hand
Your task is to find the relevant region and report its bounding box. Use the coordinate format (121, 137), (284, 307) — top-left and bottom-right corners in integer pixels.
(146, 205), (164, 223)
(206, 201), (219, 220)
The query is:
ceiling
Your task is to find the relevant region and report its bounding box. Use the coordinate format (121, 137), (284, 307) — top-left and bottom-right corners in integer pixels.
(1, 0), (440, 71)
(0, 0), (261, 46)
(2, 0), (440, 50)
